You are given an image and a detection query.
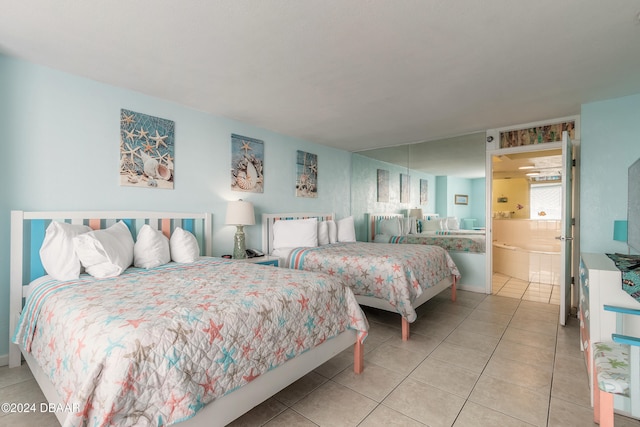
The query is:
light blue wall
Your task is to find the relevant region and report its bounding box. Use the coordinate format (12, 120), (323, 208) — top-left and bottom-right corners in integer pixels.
(581, 93), (640, 254)
(351, 154), (436, 241)
(434, 176), (485, 228)
(0, 54), (352, 360)
(435, 177), (447, 218)
(470, 178), (487, 228)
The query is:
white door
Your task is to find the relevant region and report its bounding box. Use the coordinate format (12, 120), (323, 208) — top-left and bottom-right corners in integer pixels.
(559, 131), (573, 325)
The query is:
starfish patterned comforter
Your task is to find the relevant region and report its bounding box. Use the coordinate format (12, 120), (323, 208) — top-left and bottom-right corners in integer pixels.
(287, 242), (460, 322)
(13, 258), (368, 427)
(386, 234), (486, 253)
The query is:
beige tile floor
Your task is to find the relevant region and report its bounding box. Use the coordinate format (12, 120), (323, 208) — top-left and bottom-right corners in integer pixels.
(493, 273), (561, 305)
(2, 290), (640, 426)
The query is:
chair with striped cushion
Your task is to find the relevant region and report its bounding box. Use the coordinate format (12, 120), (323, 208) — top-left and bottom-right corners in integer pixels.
(593, 305), (640, 426)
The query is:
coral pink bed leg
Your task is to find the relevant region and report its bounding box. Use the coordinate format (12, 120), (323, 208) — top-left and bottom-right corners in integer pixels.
(599, 390), (614, 427)
(451, 276), (457, 302)
(353, 340), (364, 374)
(402, 318), (410, 341)
(593, 365), (601, 424)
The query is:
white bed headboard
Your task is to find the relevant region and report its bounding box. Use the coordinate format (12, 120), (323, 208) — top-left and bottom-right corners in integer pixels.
(364, 213), (405, 242)
(9, 210), (212, 368)
(261, 212), (334, 255)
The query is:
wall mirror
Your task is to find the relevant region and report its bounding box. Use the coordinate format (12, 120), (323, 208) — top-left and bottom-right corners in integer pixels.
(350, 132), (487, 241)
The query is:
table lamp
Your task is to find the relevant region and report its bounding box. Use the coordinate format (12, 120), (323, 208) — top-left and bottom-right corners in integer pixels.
(225, 199), (255, 259)
(613, 220), (628, 242)
(408, 208), (423, 219)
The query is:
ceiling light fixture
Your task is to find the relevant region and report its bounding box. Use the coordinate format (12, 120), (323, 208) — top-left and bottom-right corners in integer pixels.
(525, 172), (540, 176)
(519, 165), (535, 170)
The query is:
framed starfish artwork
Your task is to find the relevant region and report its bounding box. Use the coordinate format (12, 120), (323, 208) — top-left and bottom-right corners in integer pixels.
(377, 169), (389, 203)
(296, 150), (318, 198)
(120, 109), (175, 189)
(420, 179), (428, 205)
(231, 134), (264, 193)
(400, 173), (410, 203)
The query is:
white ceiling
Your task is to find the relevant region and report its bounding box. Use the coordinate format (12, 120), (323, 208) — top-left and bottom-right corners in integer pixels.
(2, 1), (640, 157)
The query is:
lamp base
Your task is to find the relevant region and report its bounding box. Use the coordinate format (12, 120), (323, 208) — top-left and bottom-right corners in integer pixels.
(233, 225), (247, 259)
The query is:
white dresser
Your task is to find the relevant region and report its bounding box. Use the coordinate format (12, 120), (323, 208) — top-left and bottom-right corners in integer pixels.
(579, 252), (640, 414)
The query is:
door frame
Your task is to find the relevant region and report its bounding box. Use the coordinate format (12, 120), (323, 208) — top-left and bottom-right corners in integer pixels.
(484, 116), (581, 306)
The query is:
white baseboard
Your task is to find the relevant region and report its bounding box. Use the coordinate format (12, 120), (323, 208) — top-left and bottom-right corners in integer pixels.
(0, 353), (9, 367)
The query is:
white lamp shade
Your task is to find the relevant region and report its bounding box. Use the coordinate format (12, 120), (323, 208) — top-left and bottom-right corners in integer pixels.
(225, 200), (255, 226)
(409, 208), (423, 218)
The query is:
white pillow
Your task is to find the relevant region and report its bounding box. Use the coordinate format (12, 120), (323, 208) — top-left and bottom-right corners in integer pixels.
(379, 218), (402, 236)
(170, 227), (200, 263)
(447, 217), (460, 230)
(73, 221), (134, 278)
(134, 225), (170, 269)
(39, 221), (92, 281)
(374, 234), (392, 243)
(317, 221), (330, 245)
(337, 216), (356, 242)
(422, 218), (440, 232)
(402, 217), (418, 235)
(326, 220), (338, 244)
(272, 218), (318, 250)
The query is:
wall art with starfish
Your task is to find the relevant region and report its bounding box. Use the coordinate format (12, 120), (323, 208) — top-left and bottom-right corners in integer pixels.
(296, 150), (318, 198)
(231, 133), (264, 193)
(119, 109), (175, 189)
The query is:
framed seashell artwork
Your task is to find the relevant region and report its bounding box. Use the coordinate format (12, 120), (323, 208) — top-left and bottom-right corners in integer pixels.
(120, 109), (175, 189)
(231, 133), (264, 193)
(296, 150), (318, 198)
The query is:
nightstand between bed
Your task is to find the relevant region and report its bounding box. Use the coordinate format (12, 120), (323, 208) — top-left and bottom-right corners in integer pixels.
(227, 256), (279, 267)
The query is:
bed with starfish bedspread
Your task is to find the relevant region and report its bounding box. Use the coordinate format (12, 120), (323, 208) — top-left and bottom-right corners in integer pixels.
(262, 212), (459, 340)
(9, 211), (367, 427)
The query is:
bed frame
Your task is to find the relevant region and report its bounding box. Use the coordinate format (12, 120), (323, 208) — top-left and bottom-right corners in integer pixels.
(262, 212), (456, 341)
(366, 212), (487, 294)
(9, 210), (362, 427)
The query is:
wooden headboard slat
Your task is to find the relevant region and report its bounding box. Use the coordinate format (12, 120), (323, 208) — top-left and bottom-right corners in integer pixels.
(29, 220), (46, 282)
(183, 218), (194, 234)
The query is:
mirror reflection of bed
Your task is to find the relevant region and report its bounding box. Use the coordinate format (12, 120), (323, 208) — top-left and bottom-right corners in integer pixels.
(351, 132), (487, 295)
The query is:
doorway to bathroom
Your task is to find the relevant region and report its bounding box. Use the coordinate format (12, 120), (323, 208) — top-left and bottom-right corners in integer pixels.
(486, 128), (579, 326)
(491, 148), (562, 301)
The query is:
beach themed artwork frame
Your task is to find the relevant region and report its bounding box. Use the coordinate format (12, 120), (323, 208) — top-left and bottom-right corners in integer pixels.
(400, 173), (410, 203)
(499, 120), (576, 148)
(377, 169), (389, 203)
(420, 179), (428, 205)
(295, 150), (318, 198)
(455, 194), (468, 205)
(231, 134), (264, 193)
(119, 109), (175, 189)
